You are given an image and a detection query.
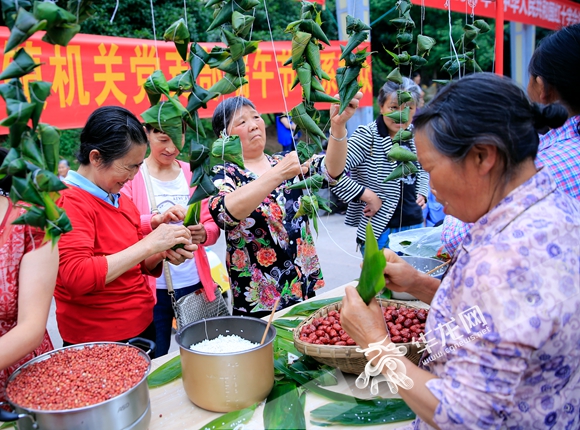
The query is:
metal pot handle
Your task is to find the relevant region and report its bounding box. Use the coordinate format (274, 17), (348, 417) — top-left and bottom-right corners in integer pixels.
(0, 403), (38, 428)
(127, 337), (156, 356)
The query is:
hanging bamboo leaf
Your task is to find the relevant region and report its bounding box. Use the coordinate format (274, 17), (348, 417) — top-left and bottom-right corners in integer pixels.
(208, 73), (248, 95)
(473, 19), (491, 33)
(310, 76), (325, 93)
(290, 103), (326, 141)
(338, 80), (362, 115)
(231, 11), (254, 37)
(1, 0), (33, 30)
(0, 99), (35, 128)
(298, 19), (330, 45)
(141, 101), (184, 151)
(287, 173), (324, 191)
(21, 132), (45, 168)
(310, 399), (415, 426)
(263, 381), (306, 430)
(188, 173), (218, 205)
(167, 70), (193, 95)
(410, 55), (428, 67)
(37, 123), (60, 175)
(0, 79), (27, 102)
(163, 18), (190, 62)
(43, 206), (72, 246)
(283, 297), (342, 317)
(339, 31), (368, 61)
(189, 43), (210, 80)
(345, 15), (371, 34)
(206, 0), (260, 31)
(4, 8), (47, 54)
(356, 222), (387, 304)
(183, 110), (207, 139)
(398, 0), (411, 15)
(147, 355), (182, 388)
(290, 31), (312, 69)
(384, 106), (410, 124)
(417, 34), (436, 57)
(0, 48), (41, 80)
(12, 205), (47, 228)
(397, 52), (411, 65)
(388, 144), (417, 162)
(386, 67), (403, 85)
(296, 141), (320, 164)
(304, 41), (328, 81)
(296, 62), (312, 102)
(392, 129), (413, 143)
(396, 90), (413, 105)
(34, 1), (79, 46)
(309, 90), (339, 104)
(223, 29), (259, 61)
(199, 403), (258, 430)
(189, 143), (211, 169)
(28, 81), (52, 132)
(10, 175), (44, 206)
(395, 32), (413, 49)
(211, 135), (244, 169)
(186, 84), (219, 112)
(33, 169), (67, 192)
(383, 161), (418, 182)
(390, 11), (415, 29)
(0, 148), (24, 178)
(143, 70), (170, 106)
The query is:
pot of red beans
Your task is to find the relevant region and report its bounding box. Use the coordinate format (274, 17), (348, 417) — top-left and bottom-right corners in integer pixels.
(1, 340), (153, 430)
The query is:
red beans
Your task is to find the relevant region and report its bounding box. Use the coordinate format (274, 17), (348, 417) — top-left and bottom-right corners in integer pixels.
(299, 306), (429, 347)
(7, 344), (148, 411)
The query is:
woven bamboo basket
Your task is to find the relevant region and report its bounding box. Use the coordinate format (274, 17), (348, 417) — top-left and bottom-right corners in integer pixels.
(293, 299), (427, 375)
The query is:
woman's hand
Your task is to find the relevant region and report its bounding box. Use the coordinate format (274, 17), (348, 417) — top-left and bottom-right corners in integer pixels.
(273, 151), (308, 182)
(164, 243), (197, 266)
(144, 223), (192, 254)
(416, 195), (427, 209)
(329, 91), (364, 128)
(341, 286), (388, 349)
(361, 188), (383, 217)
(189, 224), (207, 244)
(151, 205), (186, 230)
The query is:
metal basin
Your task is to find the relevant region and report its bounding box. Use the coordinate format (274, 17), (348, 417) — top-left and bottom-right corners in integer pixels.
(391, 256), (448, 300)
(2, 341), (152, 430)
(176, 316), (276, 413)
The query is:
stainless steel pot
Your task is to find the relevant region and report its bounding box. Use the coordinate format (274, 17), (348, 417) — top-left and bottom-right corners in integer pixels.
(1, 339), (153, 430)
(391, 256), (448, 300)
(176, 316), (276, 413)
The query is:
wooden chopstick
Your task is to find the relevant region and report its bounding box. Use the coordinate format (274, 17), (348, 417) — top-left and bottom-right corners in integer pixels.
(424, 260), (450, 276)
(260, 298), (280, 345)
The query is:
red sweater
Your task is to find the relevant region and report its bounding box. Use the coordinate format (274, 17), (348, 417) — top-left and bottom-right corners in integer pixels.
(55, 186), (160, 343)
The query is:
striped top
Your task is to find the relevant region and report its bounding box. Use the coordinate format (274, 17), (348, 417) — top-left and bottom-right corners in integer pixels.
(330, 117), (429, 244)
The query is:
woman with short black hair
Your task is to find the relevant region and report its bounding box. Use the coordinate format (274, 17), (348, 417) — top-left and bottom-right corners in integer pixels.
(340, 73), (580, 429)
(55, 106), (195, 353)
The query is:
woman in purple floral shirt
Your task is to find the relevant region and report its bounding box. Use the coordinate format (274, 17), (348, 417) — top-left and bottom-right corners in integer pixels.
(209, 95), (362, 317)
(341, 74), (580, 429)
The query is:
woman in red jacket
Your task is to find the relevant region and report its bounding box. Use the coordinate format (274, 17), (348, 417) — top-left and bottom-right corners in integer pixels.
(55, 106), (195, 354)
(121, 125), (221, 358)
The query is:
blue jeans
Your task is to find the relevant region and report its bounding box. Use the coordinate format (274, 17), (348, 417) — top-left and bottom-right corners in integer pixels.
(360, 223), (424, 256)
(154, 283), (202, 358)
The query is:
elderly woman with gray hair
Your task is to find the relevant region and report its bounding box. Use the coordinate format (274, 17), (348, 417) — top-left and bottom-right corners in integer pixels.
(330, 77), (429, 253)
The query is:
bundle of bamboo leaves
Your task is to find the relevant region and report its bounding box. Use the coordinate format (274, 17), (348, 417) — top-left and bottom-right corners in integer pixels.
(0, 0), (93, 244)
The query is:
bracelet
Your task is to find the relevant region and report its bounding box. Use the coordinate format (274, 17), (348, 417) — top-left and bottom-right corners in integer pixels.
(329, 128), (348, 141)
(355, 336), (414, 395)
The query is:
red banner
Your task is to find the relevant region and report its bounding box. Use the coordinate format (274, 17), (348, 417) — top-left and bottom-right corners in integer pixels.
(0, 27), (372, 133)
(413, 0), (580, 29)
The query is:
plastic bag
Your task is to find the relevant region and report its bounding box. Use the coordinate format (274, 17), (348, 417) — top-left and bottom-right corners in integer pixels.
(388, 225), (443, 258)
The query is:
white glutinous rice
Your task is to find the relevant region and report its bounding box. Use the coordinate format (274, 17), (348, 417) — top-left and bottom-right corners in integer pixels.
(190, 335), (258, 353)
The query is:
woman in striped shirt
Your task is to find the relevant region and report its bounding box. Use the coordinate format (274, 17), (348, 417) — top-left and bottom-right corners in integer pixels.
(329, 77), (429, 253)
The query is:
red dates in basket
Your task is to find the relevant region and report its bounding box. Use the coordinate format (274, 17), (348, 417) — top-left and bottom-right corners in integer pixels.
(299, 306), (428, 346)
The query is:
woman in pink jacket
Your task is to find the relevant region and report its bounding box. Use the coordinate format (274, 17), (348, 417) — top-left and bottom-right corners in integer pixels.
(122, 125), (220, 357)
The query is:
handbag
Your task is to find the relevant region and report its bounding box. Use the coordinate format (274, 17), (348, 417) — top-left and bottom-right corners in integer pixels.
(141, 162), (230, 331)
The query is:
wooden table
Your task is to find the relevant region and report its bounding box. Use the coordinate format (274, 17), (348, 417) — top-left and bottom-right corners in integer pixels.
(148, 282), (426, 429)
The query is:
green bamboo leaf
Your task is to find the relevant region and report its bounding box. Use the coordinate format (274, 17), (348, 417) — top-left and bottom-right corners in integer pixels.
(199, 403), (258, 430)
(290, 103), (326, 140)
(305, 41), (327, 81)
(0, 147), (24, 177)
(21, 132), (45, 168)
(290, 31), (312, 69)
(395, 32), (413, 49)
(223, 29), (259, 61)
(0, 79), (27, 102)
(384, 106), (410, 124)
(345, 15), (371, 34)
(287, 173), (324, 191)
(186, 83), (219, 112)
(473, 19), (491, 33)
(1, 0), (33, 30)
(163, 18), (190, 62)
(396, 90), (413, 105)
(206, 0), (259, 31)
(388, 144), (417, 162)
(28, 81), (52, 131)
(296, 141), (321, 164)
(147, 355), (182, 388)
(4, 8), (46, 53)
(283, 297), (342, 317)
(264, 381), (306, 430)
(356, 222), (387, 304)
(208, 73), (248, 96)
(183, 200), (202, 226)
(392, 129), (413, 144)
(309, 90), (339, 104)
(339, 31), (367, 61)
(417, 34), (436, 57)
(409, 55), (427, 67)
(338, 65), (362, 92)
(167, 70), (193, 95)
(310, 76), (325, 93)
(141, 100), (184, 151)
(298, 19), (330, 45)
(143, 70), (171, 106)
(37, 123), (61, 175)
(211, 135), (244, 169)
(231, 11), (254, 37)
(310, 399), (415, 426)
(338, 80), (362, 115)
(12, 205), (47, 228)
(33, 1), (79, 46)
(296, 62), (312, 102)
(272, 319), (301, 329)
(189, 42), (210, 81)
(386, 67), (403, 85)
(0, 421), (16, 429)
(189, 143), (211, 169)
(10, 175), (44, 206)
(33, 169), (67, 192)
(0, 99), (35, 128)
(188, 173), (218, 205)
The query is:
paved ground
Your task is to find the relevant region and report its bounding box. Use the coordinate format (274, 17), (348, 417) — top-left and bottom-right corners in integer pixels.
(47, 212), (362, 352)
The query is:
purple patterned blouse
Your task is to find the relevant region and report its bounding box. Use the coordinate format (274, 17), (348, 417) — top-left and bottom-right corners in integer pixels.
(414, 169), (580, 429)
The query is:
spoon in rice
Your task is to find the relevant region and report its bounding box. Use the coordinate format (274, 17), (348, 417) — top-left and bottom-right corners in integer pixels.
(260, 298), (281, 345)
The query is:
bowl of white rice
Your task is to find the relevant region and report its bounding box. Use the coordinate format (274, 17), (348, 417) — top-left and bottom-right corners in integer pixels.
(176, 316), (276, 412)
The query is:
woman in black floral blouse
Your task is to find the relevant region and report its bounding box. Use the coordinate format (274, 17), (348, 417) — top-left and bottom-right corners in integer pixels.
(209, 95), (361, 317)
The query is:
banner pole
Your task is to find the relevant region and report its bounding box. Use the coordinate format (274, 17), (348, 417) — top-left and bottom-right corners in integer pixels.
(495, 0), (504, 75)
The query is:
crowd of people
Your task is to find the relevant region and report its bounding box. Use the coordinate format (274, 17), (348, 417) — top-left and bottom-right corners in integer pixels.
(1, 22), (579, 428)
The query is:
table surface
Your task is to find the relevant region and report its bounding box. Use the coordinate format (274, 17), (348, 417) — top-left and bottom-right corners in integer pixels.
(148, 282), (427, 429)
